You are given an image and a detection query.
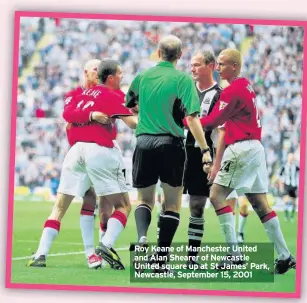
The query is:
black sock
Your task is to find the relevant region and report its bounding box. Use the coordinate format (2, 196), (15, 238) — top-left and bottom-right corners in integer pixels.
(188, 216), (204, 261)
(157, 207), (165, 240)
(135, 204), (152, 242)
(157, 211), (180, 258)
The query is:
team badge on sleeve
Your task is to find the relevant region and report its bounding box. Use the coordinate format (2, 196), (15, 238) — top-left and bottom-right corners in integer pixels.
(219, 101), (228, 110)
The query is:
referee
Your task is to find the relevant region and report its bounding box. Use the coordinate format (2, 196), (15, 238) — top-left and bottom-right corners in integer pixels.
(126, 35), (212, 270)
(278, 153), (300, 222)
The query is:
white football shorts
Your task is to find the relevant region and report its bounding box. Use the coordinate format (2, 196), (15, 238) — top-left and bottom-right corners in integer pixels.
(214, 140), (269, 195)
(58, 142), (128, 197)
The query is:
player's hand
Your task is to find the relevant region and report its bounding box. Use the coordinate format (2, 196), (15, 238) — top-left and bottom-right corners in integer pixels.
(202, 150), (212, 174)
(207, 164), (220, 184)
(91, 112), (111, 124)
(131, 105), (139, 114)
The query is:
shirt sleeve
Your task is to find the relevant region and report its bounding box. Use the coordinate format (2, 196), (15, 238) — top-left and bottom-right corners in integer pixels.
(125, 74), (141, 108)
(200, 88), (240, 130)
(62, 95), (92, 123)
(178, 74), (200, 116)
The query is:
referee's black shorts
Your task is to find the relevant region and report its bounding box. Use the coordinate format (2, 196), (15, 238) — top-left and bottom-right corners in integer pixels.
(132, 134), (186, 188)
(183, 146), (213, 197)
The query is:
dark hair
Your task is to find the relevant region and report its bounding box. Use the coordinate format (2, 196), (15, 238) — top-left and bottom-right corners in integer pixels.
(97, 59), (120, 83)
(202, 50), (216, 65)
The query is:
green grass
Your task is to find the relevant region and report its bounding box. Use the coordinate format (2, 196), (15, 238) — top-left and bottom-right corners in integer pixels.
(10, 201), (298, 294)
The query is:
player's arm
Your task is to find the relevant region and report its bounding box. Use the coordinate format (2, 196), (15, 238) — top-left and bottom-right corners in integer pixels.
(214, 126), (226, 168)
(63, 97), (110, 124)
(108, 93), (137, 129)
(125, 74), (141, 108)
(200, 90), (240, 130)
(208, 126), (226, 182)
(63, 96), (93, 123)
(118, 116), (138, 129)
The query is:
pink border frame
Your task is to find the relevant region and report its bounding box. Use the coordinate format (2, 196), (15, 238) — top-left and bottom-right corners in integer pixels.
(6, 11), (307, 299)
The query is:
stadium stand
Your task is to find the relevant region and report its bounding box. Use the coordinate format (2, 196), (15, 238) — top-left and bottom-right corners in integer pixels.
(16, 18), (303, 207)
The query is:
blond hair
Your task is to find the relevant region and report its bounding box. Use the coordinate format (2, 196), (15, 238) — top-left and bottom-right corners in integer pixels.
(219, 48), (242, 68)
(84, 59), (101, 71)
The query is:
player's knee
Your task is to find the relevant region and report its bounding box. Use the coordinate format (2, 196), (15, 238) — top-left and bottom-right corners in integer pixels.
(165, 202), (180, 213)
(251, 201), (270, 218)
(161, 202), (166, 212)
(240, 204), (249, 215)
(125, 202), (132, 215)
(84, 188), (97, 202)
(227, 198), (236, 210)
(190, 204), (204, 218)
(209, 191), (219, 206)
(189, 197), (205, 217)
(114, 193), (131, 214)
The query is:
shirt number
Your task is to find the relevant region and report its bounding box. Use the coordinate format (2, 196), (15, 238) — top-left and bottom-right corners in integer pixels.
(76, 100), (95, 110)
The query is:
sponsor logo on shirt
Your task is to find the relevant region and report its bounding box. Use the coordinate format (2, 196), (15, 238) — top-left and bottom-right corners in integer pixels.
(203, 97), (210, 104)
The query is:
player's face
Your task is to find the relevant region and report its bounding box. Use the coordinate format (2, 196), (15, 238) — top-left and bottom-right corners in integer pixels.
(216, 55), (237, 81)
(114, 66), (123, 89)
(85, 64), (100, 86)
(190, 55), (212, 81)
(108, 66), (123, 90)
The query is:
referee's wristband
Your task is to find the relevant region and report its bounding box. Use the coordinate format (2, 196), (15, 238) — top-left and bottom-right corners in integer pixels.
(201, 147), (211, 155)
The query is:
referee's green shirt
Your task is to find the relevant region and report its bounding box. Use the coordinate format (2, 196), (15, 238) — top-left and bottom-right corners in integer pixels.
(125, 61), (200, 138)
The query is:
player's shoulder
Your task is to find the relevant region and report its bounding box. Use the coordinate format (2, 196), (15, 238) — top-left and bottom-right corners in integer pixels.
(214, 83), (223, 92)
(93, 84), (113, 94)
(114, 89), (126, 98)
(210, 83), (223, 96)
(65, 85), (84, 97)
(95, 85), (124, 101)
(232, 77), (251, 89)
(223, 77), (249, 94)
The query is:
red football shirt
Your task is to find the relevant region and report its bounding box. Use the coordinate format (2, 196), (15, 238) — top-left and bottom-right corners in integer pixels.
(63, 85), (133, 148)
(63, 86), (85, 146)
(200, 77), (262, 146)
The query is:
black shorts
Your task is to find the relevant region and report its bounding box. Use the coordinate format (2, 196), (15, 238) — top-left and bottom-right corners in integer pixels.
(183, 146), (211, 197)
(132, 135), (186, 188)
(284, 185), (298, 198)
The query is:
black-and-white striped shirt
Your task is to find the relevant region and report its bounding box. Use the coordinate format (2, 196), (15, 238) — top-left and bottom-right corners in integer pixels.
(185, 82), (222, 149)
(278, 163), (300, 187)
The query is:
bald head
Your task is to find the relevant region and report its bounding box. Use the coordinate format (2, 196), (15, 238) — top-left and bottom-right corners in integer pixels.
(83, 59), (101, 88)
(158, 35), (182, 62)
(219, 48), (242, 68)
